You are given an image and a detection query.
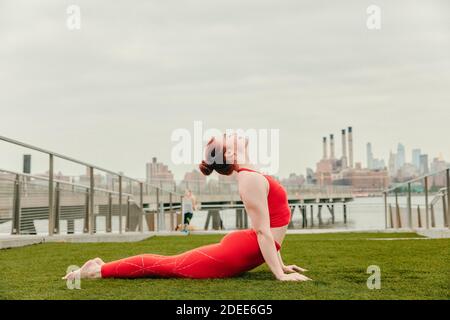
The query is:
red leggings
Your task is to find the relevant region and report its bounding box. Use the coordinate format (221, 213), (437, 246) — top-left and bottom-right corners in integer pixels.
(101, 229), (281, 279)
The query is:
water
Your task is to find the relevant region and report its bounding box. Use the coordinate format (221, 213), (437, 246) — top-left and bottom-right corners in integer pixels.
(187, 197), (387, 231)
(190, 195), (445, 231)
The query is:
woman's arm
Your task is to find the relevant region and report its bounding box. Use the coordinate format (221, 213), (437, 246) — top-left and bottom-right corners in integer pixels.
(239, 173), (309, 281)
(277, 251), (285, 269)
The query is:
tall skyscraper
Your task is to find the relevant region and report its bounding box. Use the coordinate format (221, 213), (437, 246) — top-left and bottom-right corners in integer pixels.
(396, 143), (406, 170)
(419, 154), (429, 175)
(306, 168), (315, 184)
(412, 149), (421, 169)
(388, 151), (397, 176)
(366, 143), (374, 169)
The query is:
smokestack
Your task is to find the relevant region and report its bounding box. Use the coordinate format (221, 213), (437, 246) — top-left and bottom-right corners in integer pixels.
(341, 129), (347, 168)
(23, 154), (31, 174)
(329, 134), (335, 159)
(348, 126), (354, 168)
(322, 137), (328, 159)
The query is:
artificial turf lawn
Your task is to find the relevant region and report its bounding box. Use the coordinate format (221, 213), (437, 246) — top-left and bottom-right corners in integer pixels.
(0, 232), (448, 300)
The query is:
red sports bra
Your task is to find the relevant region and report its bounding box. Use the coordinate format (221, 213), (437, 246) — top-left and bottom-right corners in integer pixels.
(237, 168), (291, 228)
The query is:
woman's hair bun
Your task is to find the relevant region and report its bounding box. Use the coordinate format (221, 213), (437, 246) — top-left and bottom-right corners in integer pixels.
(199, 160), (213, 176)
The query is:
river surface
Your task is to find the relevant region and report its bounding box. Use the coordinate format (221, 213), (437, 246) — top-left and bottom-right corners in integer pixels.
(190, 195), (446, 230)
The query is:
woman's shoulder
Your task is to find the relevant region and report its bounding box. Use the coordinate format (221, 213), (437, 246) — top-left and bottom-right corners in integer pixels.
(237, 170), (269, 192)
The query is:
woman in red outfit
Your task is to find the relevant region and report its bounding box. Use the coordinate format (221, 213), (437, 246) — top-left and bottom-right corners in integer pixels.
(63, 133), (310, 282)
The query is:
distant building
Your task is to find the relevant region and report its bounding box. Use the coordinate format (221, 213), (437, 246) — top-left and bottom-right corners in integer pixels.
(146, 157), (175, 188)
(419, 154), (429, 175)
(396, 143), (406, 170)
(333, 167), (389, 191)
(79, 167), (103, 186)
(281, 173), (305, 187)
(313, 128), (389, 191)
(366, 143), (385, 170)
(306, 168), (315, 185)
(367, 143), (374, 169)
(388, 151), (397, 176)
(430, 156), (448, 187)
(373, 159), (386, 170)
(412, 149), (421, 170)
(182, 169), (207, 191)
(398, 163), (418, 181)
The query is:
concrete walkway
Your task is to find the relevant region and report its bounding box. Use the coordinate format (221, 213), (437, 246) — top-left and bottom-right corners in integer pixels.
(1, 228), (449, 249)
(0, 232), (184, 249)
(416, 228), (450, 239)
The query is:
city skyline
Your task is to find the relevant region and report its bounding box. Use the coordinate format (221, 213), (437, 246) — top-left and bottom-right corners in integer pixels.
(4, 133), (448, 184)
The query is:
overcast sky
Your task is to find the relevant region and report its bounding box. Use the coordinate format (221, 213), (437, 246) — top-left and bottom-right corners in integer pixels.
(0, 0), (449, 180)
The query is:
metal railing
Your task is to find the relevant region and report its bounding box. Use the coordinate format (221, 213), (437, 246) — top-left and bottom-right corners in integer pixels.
(150, 178), (357, 200)
(0, 135), (356, 235)
(0, 135), (183, 236)
(383, 168), (450, 229)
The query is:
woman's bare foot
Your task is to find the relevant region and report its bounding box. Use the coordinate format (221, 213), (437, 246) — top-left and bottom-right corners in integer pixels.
(62, 258), (103, 280)
(93, 257), (105, 266)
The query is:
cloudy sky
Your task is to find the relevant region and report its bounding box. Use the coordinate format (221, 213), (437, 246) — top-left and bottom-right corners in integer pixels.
(0, 0), (449, 180)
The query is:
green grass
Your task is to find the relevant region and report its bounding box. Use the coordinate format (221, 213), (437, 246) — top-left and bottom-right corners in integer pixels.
(0, 232), (448, 300)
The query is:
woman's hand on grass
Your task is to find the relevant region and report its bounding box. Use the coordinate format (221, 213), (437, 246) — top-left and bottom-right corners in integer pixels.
(277, 272), (312, 282)
(282, 264), (308, 273)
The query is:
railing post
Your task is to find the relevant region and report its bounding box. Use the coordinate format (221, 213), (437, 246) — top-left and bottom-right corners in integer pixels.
(236, 208), (242, 229)
(447, 168), (450, 229)
(169, 193), (174, 231)
(383, 192), (388, 229)
(126, 196), (130, 232)
(119, 175), (123, 234)
(395, 190), (400, 228)
(442, 191), (448, 228)
(48, 154), (54, 236)
(430, 204), (436, 228)
(179, 195), (184, 227)
(424, 176), (429, 229)
(407, 183), (412, 229)
(89, 166), (95, 235)
(107, 192), (112, 233)
(156, 188), (160, 231)
(389, 204), (393, 228)
(417, 205), (422, 228)
(243, 208), (248, 228)
(139, 182), (144, 233)
(54, 182), (60, 234)
(11, 174), (21, 235)
(159, 198), (165, 231)
(343, 203), (347, 224)
(84, 188), (89, 233)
